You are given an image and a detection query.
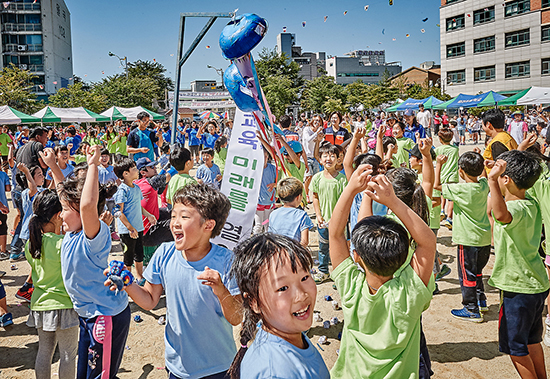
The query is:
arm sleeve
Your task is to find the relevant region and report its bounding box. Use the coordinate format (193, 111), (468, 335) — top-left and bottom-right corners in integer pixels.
(127, 130), (139, 148)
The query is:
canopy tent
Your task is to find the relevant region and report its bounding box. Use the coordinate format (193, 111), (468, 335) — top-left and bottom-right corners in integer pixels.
(496, 88), (530, 106)
(33, 106), (110, 123)
(433, 91), (507, 110)
(100, 106), (165, 121)
(384, 99), (405, 112)
(516, 87), (550, 105)
(395, 96), (444, 111)
(475, 91), (510, 107)
(0, 106), (41, 124)
(423, 96), (444, 109)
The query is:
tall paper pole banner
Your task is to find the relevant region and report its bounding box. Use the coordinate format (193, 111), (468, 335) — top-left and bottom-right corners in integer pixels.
(212, 109), (264, 250)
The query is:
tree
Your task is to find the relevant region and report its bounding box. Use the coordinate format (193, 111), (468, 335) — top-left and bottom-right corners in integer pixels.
(263, 76), (298, 119)
(344, 80), (370, 110)
(323, 98), (347, 115)
(93, 75), (160, 109)
(0, 64), (42, 113)
(48, 82), (107, 113)
(127, 60), (174, 108)
(301, 76), (346, 113)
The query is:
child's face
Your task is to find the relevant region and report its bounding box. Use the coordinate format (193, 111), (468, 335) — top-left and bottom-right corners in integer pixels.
(409, 155), (421, 171)
(202, 153), (213, 164)
(33, 169), (45, 186)
(255, 254), (317, 346)
(140, 165), (157, 178)
(170, 203), (211, 251)
(60, 198), (82, 233)
(321, 152), (337, 169)
(125, 166), (139, 182)
(392, 125), (403, 139)
(100, 154), (110, 166)
(58, 150), (69, 163)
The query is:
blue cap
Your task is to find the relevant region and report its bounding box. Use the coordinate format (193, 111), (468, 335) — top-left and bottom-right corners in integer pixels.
(280, 140), (303, 155)
(136, 157), (157, 171)
(404, 109), (415, 116)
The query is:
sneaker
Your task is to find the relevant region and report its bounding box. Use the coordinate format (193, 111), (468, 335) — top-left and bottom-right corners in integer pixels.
(451, 307), (483, 323)
(9, 252), (25, 262)
(433, 283), (440, 295)
(313, 272), (329, 284)
(15, 286), (33, 302)
(443, 218), (453, 230)
(0, 270), (5, 278)
(0, 251), (9, 261)
(440, 211), (446, 222)
(111, 232), (120, 241)
(544, 317), (550, 347)
(478, 300), (489, 312)
(0, 312), (13, 327)
(436, 264), (451, 281)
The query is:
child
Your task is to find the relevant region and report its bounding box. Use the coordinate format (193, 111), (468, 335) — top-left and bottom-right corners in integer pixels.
(213, 136), (228, 175)
(311, 143), (348, 283)
(487, 150), (549, 378)
(0, 158), (10, 260)
(166, 145), (196, 205)
(228, 233), (330, 379)
(268, 177), (314, 247)
(329, 165), (436, 378)
(43, 145), (129, 379)
(113, 157), (157, 283)
(158, 142), (170, 169)
(482, 108), (518, 171)
(197, 121), (220, 150)
(26, 190), (79, 379)
(0, 278), (12, 326)
(436, 151), (491, 322)
(196, 148), (222, 189)
(391, 121), (415, 168)
(186, 121), (201, 165)
(253, 148), (276, 234)
(45, 145), (74, 188)
(435, 128), (459, 230)
(105, 184), (241, 379)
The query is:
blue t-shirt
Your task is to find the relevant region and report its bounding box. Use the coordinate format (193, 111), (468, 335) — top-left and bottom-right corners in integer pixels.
(268, 207), (314, 242)
(201, 133), (219, 149)
(0, 171), (10, 209)
(196, 163), (221, 189)
(61, 221), (128, 318)
(143, 242), (239, 379)
(46, 164), (74, 181)
(258, 163), (277, 206)
(187, 128), (200, 146)
(403, 122), (426, 143)
(63, 135), (81, 155)
(241, 327), (330, 379)
(98, 165), (117, 184)
(20, 187), (45, 240)
(350, 193), (388, 232)
(114, 183), (144, 234)
(162, 130), (172, 144)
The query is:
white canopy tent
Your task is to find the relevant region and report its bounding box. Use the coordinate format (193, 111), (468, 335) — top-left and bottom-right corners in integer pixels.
(100, 106), (165, 121)
(0, 105), (40, 124)
(32, 106), (110, 123)
(516, 86), (550, 105)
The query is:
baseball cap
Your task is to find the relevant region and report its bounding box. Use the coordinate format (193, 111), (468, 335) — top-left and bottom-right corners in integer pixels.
(512, 110), (522, 116)
(405, 144), (436, 160)
(280, 140), (303, 155)
(136, 157), (157, 171)
(404, 109), (415, 116)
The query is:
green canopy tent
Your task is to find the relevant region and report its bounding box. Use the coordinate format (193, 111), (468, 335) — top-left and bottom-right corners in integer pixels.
(497, 88), (531, 106)
(100, 106), (165, 121)
(33, 106), (110, 123)
(385, 99), (405, 112)
(432, 96), (457, 110)
(475, 90), (510, 107)
(0, 105), (41, 124)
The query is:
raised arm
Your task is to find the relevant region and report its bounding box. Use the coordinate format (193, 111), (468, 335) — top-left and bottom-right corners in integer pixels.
(418, 138), (434, 199)
(434, 155), (447, 192)
(375, 124), (386, 160)
(39, 148), (64, 188)
(17, 163), (37, 198)
(275, 134), (300, 169)
(487, 159), (512, 224)
(81, 145), (102, 239)
(344, 127), (366, 180)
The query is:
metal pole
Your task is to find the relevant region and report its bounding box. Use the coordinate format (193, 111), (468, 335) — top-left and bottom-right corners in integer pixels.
(125, 56), (128, 79)
(171, 15), (186, 145)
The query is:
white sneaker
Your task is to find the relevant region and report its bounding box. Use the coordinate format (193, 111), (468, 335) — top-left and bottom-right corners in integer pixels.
(544, 317), (550, 347)
(313, 272), (329, 284)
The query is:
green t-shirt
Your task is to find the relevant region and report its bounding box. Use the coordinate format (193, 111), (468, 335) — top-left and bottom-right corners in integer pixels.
(527, 173), (550, 244)
(429, 188), (441, 230)
(488, 198), (550, 294)
(434, 144), (459, 184)
(392, 137), (414, 169)
(25, 233), (73, 311)
(0, 133), (11, 155)
(213, 147), (227, 175)
(311, 171), (347, 221)
(113, 136), (128, 156)
(166, 173), (197, 204)
(441, 179), (491, 247)
(74, 154), (87, 164)
(331, 258), (434, 379)
(283, 159), (306, 183)
(85, 136), (101, 146)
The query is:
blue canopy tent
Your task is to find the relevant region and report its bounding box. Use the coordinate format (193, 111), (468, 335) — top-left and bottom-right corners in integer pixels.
(433, 91), (507, 109)
(394, 96), (444, 111)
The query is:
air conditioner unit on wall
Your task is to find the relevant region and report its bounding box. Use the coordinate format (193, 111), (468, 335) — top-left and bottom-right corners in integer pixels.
(17, 45), (27, 51)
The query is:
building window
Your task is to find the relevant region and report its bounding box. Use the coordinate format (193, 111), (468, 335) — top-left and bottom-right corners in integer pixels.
(505, 29), (530, 48)
(447, 70), (466, 84)
(474, 66), (496, 82)
(336, 72), (380, 77)
(473, 6), (495, 25)
(504, 0), (530, 17)
(447, 42), (465, 58)
(473, 36), (495, 53)
(446, 14), (465, 31)
(543, 25), (550, 42)
(56, 3), (60, 16)
(446, 0), (460, 3)
(505, 61), (530, 78)
(543, 0), (550, 8)
(542, 58), (550, 75)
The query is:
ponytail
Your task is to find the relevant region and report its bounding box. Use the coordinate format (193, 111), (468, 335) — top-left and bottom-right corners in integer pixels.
(412, 183), (429, 225)
(28, 190), (62, 259)
(228, 304), (261, 379)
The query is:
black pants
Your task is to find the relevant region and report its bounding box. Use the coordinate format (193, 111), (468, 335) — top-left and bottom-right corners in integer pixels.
(457, 245), (491, 313)
(120, 231), (144, 267)
(143, 208), (173, 247)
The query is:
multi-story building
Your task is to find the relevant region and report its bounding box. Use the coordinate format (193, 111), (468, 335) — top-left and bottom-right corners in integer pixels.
(0, 0), (72, 99)
(325, 50), (402, 85)
(276, 32), (326, 81)
(440, 0), (550, 96)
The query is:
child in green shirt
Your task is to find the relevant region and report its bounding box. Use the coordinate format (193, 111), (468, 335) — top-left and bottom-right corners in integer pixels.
(434, 128), (459, 229)
(329, 164), (436, 379)
(391, 121), (415, 169)
(166, 145), (197, 205)
(436, 151), (491, 322)
(487, 150), (549, 378)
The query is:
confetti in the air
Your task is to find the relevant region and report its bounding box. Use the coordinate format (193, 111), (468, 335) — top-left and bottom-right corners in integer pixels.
(53, 81), (57, 84)
(421, 29), (425, 33)
(364, 5), (369, 11)
(422, 18), (428, 22)
(302, 21), (306, 27)
(392, 38), (396, 41)
(343, 10), (348, 15)
(206, 45), (210, 49)
(324, 16), (328, 22)
(170, 54), (174, 56)
(389, 0), (393, 5)
(436, 23), (440, 27)
(382, 29), (385, 34)
(283, 27), (287, 32)
(484, 7), (489, 11)
(406, 34), (410, 37)
(467, 14), (471, 17)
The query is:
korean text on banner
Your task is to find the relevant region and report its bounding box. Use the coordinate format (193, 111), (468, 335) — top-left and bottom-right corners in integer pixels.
(212, 109), (264, 250)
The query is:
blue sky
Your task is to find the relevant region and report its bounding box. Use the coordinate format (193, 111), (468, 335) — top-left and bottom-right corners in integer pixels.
(67, 0), (441, 88)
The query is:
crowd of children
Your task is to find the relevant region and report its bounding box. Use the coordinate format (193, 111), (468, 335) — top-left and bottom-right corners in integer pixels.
(0, 106), (549, 379)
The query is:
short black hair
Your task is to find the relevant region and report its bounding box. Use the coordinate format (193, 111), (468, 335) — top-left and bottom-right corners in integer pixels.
(65, 126), (76, 136)
(137, 111), (150, 121)
(458, 151), (484, 177)
(172, 183), (231, 238)
(278, 115), (291, 129)
(100, 148), (110, 156)
(160, 142), (170, 154)
(353, 153), (382, 175)
(382, 136), (397, 154)
(318, 142), (340, 156)
(352, 215), (410, 277)
(170, 145), (192, 171)
(482, 108), (505, 130)
(201, 148), (214, 157)
(30, 126), (47, 139)
(54, 144), (68, 154)
(113, 156), (136, 179)
(499, 150), (542, 190)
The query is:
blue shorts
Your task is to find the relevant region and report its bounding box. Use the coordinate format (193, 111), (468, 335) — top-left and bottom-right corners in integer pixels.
(305, 157), (320, 178)
(499, 289), (549, 356)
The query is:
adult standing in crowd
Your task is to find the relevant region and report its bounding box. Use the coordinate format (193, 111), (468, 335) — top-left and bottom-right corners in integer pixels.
(416, 104), (432, 137)
(127, 111), (163, 162)
(15, 127), (48, 171)
(324, 111), (351, 146)
(403, 109), (426, 142)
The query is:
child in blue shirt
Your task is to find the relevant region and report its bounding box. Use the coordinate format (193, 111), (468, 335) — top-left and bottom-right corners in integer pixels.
(113, 157), (157, 283)
(186, 122), (201, 165)
(228, 233), (330, 379)
(196, 148), (222, 189)
(254, 149), (277, 234)
(268, 177), (314, 246)
(197, 121), (220, 150)
(43, 145), (129, 379)
(45, 145), (74, 188)
(106, 183), (242, 379)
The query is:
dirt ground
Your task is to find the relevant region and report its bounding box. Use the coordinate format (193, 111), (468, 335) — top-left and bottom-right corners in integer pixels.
(1, 138), (549, 378)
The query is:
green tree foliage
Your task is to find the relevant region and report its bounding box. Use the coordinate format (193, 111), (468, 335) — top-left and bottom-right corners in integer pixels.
(93, 75), (160, 109)
(323, 98), (347, 114)
(344, 80), (370, 110)
(301, 76), (346, 113)
(48, 82), (107, 113)
(263, 76), (298, 119)
(0, 64), (41, 113)
(127, 60), (174, 107)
